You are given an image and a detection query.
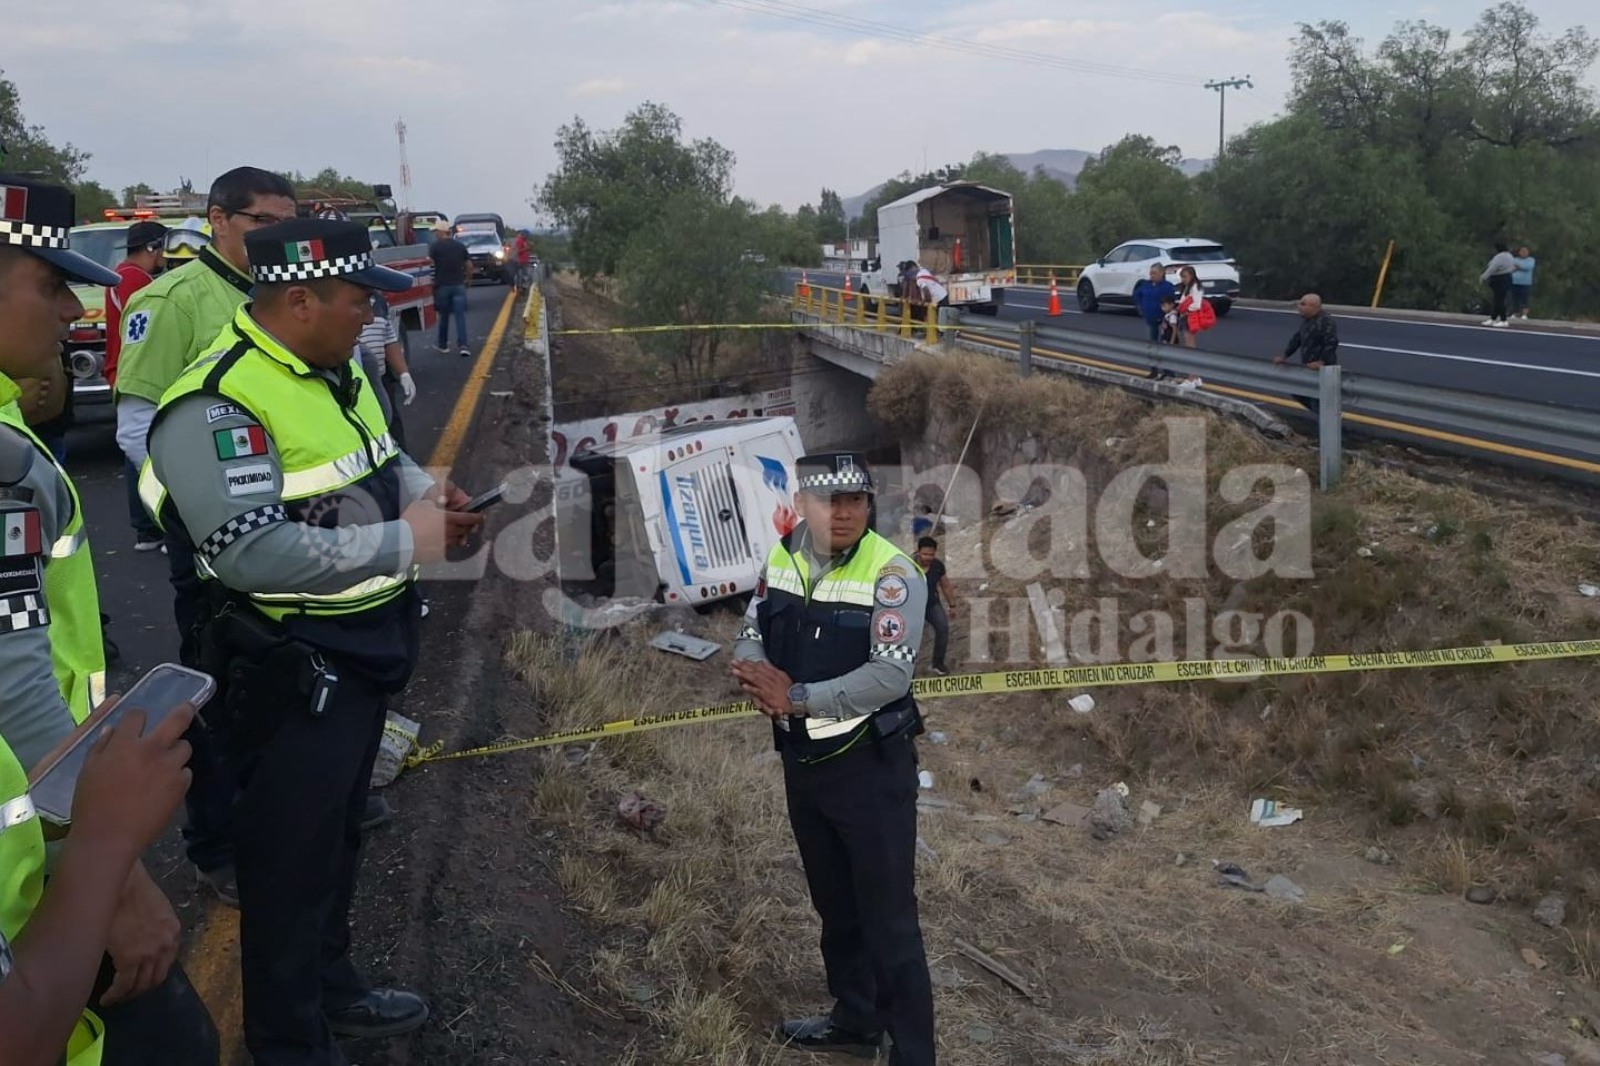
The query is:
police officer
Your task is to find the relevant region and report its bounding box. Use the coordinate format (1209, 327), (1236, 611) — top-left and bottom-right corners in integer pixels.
(113, 166), (297, 903)
(141, 217), (483, 1066)
(0, 173), (219, 1063)
(732, 452), (936, 1065)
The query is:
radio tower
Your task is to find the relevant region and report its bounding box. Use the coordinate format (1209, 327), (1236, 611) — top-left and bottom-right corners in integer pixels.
(395, 118), (412, 211)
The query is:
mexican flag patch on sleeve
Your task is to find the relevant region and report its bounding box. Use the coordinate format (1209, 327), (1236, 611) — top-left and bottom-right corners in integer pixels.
(214, 425), (268, 460)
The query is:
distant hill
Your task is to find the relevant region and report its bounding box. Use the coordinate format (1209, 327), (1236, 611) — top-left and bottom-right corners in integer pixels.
(840, 148), (1210, 219)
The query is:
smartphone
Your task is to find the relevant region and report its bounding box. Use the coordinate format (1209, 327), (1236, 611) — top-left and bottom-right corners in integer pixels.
(29, 663), (216, 826)
(464, 483), (507, 513)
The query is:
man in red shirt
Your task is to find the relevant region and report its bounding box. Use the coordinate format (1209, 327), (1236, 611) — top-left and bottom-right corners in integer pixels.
(512, 230), (532, 291)
(104, 220), (167, 550)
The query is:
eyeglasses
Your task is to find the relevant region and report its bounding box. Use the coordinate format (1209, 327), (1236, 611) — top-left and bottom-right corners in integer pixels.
(229, 210), (293, 226)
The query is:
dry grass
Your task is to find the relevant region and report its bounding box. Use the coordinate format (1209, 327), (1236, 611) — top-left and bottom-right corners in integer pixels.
(501, 350), (1600, 1063)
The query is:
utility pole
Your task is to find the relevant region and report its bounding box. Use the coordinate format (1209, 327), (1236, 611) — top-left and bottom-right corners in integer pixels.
(1203, 77), (1253, 161)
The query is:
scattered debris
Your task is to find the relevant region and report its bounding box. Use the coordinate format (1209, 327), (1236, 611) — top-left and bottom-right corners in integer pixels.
(967, 1024), (996, 1044)
(1535, 1054), (1567, 1066)
(370, 710), (422, 788)
(616, 790), (667, 832)
(1356, 546), (1375, 558)
(488, 389), (515, 398)
(648, 630), (721, 660)
(968, 777), (983, 793)
(1089, 784), (1134, 839)
(977, 831), (1010, 847)
(917, 796), (967, 813)
(1138, 800), (1163, 826)
(929, 965), (966, 990)
(917, 770), (935, 790)
(1041, 801), (1091, 827)
(1259, 703), (1276, 721)
(1533, 893), (1567, 929)
(566, 743), (597, 768)
(915, 837), (940, 863)
(1104, 436), (1126, 448)
(1064, 763), (1083, 778)
(927, 730), (948, 744)
(1264, 875), (1306, 904)
(1464, 885), (1497, 905)
(1024, 582), (1067, 663)
(1520, 947), (1549, 971)
(954, 938), (1036, 1000)
(1364, 845), (1393, 866)
(1386, 942), (1407, 956)
(1174, 852), (1190, 867)
(1249, 798), (1304, 827)
(1578, 583), (1599, 598)
(1011, 773), (1053, 802)
(1214, 861), (1263, 892)
(1571, 1016), (1600, 1039)
(991, 500), (1019, 517)
(1065, 694), (1096, 714)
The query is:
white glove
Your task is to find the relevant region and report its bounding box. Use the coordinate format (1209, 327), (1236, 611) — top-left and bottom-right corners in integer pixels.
(399, 372), (416, 406)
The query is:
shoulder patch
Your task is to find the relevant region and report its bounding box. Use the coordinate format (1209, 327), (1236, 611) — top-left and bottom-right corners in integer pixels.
(874, 572), (909, 608)
(124, 308), (152, 344)
(214, 425), (268, 460)
(222, 463), (276, 497)
(878, 562), (908, 578)
(205, 402), (245, 424)
(874, 610), (907, 643)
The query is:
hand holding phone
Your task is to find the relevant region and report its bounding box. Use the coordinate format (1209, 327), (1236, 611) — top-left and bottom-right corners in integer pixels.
(464, 483), (507, 513)
(29, 664), (215, 826)
(71, 701), (195, 854)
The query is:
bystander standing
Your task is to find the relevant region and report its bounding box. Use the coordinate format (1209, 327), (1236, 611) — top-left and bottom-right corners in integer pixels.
(1480, 242), (1516, 327)
(1510, 245), (1536, 320)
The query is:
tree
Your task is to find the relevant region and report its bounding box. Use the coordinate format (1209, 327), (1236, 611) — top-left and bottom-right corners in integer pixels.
(617, 191), (766, 382)
(0, 68), (109, 222)
(539, 101), (734, 278)
(816, 188), (847, 242)
(288, 167), (388, 203)
(1074, 136), (1197, 254)
(1460, 1), (1598, 147)
(120, 182), (157, 206)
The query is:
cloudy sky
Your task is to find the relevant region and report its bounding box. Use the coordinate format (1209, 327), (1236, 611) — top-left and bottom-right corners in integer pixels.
(8, 0), (1597, 223)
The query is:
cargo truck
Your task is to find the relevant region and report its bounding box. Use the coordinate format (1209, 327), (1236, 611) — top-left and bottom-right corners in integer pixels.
(858, 182), (1016, 316)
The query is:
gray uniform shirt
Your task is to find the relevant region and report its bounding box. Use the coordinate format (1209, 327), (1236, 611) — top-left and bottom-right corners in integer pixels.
(0, 421), (78, 772)
(147, 371), (435, 595)
(734, 525), (926, 724)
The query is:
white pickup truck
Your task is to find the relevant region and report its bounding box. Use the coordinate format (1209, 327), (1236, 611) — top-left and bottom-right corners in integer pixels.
(858, 182), (1017, 316)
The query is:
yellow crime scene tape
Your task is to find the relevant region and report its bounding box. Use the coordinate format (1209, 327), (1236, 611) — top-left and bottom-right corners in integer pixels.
(404, 638), (1600, 768)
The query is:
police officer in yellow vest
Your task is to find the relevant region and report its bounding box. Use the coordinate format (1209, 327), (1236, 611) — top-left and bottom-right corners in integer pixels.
(0, 174), (219, 1065)
(142, 217), (483, 1066)
(732, 452), (936, 1065)
(0, 705), (197, 1066)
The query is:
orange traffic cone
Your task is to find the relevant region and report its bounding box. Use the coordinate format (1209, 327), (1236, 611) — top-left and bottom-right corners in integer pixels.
(800, 270), (810, 297)
(1047, 273), (1062, 317)
(843, 273), (854, 301)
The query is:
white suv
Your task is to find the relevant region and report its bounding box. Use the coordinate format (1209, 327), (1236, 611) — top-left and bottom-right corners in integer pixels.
(1076, 238), (1241, 315)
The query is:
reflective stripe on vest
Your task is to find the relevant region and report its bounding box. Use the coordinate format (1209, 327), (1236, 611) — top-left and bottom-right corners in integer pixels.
(0, 390), (105, 725)
(762, 531), (908, 741)
(146, 308), (411, 621)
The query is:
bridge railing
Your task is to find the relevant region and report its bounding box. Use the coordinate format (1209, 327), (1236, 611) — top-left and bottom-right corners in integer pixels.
(1014, 264), (1084, 288)
(792, 282), (942, 344)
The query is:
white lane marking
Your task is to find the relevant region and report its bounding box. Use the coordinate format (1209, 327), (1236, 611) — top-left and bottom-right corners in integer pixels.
(1341, 343), (1600, 379)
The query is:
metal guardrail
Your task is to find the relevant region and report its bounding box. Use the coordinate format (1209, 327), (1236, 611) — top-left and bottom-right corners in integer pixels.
(1015, 264), (1084, 287)
(952, 313), (1600, 485)
(794, 282), (942, 344)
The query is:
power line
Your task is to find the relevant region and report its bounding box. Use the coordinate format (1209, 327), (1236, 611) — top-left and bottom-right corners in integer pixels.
(698, 0), (1202, 87)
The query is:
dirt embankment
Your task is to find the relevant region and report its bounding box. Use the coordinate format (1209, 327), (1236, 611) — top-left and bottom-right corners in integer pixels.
(477, 348), (1600, 1064)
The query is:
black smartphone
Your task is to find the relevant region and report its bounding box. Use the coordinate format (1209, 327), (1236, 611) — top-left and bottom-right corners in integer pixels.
(464, 483), (507, 513)
(29, 663), (216, 826)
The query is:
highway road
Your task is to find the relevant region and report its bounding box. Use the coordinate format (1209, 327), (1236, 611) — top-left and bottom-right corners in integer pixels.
(64, 282), (514, 692)
(789, 269), (1600, 412)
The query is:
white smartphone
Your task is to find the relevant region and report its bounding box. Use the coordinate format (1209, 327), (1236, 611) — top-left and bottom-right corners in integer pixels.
(29, 663), (216, 826)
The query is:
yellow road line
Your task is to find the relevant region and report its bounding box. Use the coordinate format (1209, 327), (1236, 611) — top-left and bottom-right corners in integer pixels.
(968, 333), (1600, 476)
(429, 289), (517, 472)
(182, 289), (520, 1057)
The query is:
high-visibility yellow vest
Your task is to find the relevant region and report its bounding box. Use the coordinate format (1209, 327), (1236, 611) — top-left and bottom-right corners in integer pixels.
(755, 528), (916, 758)
(0, 736), (105, 1064)
(139, 307), (411, 622)
(0, 373), (106, 722)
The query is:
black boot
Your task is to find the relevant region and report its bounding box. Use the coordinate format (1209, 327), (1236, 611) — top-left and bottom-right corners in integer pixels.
(776, 1015), (884, 1058)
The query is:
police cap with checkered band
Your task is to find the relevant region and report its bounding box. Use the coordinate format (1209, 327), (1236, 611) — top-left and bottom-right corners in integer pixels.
(795, 451), (876, 497)
(0, 173), (119, 286)
(244, 217), (412, 292)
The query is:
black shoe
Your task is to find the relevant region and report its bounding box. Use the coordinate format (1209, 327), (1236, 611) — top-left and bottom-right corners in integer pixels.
(776, 1016), (884, 1058)
(196, 865), (240, 908)
(458, 346), (472, 358)
(325, 987), (429, 1039)
(134, 531), (165, 552)
(360, 795), (393, 833)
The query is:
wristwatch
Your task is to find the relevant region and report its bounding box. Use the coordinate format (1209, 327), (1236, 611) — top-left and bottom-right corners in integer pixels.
(787, 683), (810, 714)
